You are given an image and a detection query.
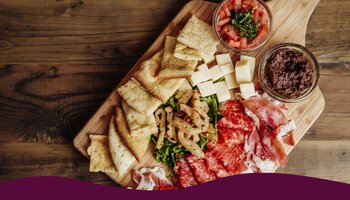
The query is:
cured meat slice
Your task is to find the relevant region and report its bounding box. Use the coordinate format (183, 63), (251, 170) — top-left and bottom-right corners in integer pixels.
(219, 100), (254, 131)
(217, 116), (254, 132)
(133, 167), (175, 190)
(257, 122), (288, 167)
(185, 155), (216, 184)
(175, 159), (198, 188)
(217, 127), (247, 147)
(206, 141), (246, 175)
(204, 151), (230, 178)
(241, 96), (288, 130)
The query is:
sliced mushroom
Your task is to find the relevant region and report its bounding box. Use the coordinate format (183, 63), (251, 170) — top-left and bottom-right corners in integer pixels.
(178, 130), (204, 158)
(154, 108), (166, 149)
(178, 90), (193, 104)
(164, 106), (176, 143)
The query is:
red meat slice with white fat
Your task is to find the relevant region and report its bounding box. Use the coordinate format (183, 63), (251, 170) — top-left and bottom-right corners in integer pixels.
(174, 158), (198, 188)
(241, 96), (288, 130)
(185, 154), (216, 184)
(204, 151), (230, 178)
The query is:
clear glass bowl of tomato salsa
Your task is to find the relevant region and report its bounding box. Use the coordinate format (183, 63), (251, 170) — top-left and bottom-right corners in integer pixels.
(213, 0), (273, 52)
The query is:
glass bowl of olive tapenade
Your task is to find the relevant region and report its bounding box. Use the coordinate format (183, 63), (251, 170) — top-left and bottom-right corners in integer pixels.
(258, 43), (320, 103)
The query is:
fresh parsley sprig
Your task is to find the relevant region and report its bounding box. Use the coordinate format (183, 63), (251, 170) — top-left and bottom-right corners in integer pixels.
(231, 9), (259, 41)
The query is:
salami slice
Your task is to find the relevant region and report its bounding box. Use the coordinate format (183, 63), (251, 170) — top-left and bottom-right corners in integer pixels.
(175, 159), (198, 188)
(217, 127), (248, 147)
(218, 100), (254, 132)
(185, 155), (216, 183)
(204, 151), (230, 178)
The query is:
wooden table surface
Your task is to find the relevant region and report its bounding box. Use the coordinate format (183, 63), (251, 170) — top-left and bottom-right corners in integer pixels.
(0, 0), (349, 185)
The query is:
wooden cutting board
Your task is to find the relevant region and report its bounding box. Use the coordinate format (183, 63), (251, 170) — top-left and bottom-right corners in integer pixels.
(73, 0), (324, 188)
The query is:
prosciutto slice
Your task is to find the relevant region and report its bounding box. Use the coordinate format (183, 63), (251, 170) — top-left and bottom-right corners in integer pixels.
(133, 167), (175, 190)
(241, 96), (288, 130)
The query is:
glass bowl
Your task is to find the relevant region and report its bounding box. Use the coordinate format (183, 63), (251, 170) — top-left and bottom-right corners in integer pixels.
(258, 43), (320, 103)
(212, 0), (273, 53)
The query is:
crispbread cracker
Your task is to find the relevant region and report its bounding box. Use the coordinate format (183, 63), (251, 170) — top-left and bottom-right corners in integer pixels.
(174, 41), (202, 61)
(114, 107), (151, 162)
(158, 36), (197, 79)
(121, 100), (158, 137)
(151, 49), (163, 66)
(117, 78), (162, 115)
(108, 116), (136, 176)
(134, 58), (185, 102)
(87, 134), (118, 175)
(177, 15), (219, 55)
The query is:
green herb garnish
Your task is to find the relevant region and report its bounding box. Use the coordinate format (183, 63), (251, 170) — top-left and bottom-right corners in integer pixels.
(162, 96), (178, 111)
(200, 94), (221, 140)
(231, 9), (259, 41)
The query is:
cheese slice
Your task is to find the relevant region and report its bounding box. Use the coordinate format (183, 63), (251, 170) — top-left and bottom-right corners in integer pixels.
(235, 60), (252, 83)
(240, 55), (256, 81)
(220, 63), (235, 75)
(200, 51), (215, 64)
(197, 81), (216, 97)
(215, 53), (232, 65)
(239, 82), (256, 99)
(209, 65), (223, 81)
(225, 72), (239, 89)
(178, 80), (192, 92)
(189, 63), (212, 86)
(214, 81), (231, 103)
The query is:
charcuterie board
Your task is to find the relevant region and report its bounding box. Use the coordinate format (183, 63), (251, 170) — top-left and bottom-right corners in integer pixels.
(73, 0), (324, 188)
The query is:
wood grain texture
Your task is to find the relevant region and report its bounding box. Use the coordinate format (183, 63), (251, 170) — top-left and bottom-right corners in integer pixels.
(0, 0), (349, 185)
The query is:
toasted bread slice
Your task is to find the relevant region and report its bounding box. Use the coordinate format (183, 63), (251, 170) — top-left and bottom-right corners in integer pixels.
(87, 134), (119, 175)
(158, 36), (197, 79)
(134, 58), (185, 102)
(174, 41), (202, 61)
(121, 100), (158, 137)
(177, 15), (219, 55)
(108, 116), (136, 176)
(114, 107), (151, 162)
(117, 78), (162, 115)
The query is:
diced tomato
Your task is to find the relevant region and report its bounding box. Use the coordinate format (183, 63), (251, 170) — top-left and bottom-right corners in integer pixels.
(222, 2), (231, 17)
(227, 39), (240, 48)
(241, 0), (248, 11)
(256, 4), (263, 14)
(240, 37), (248, 49)
(260, 12), (268, 25)
(227, 0), (241, 10)
(217, 18), (231, 27)
(223, 24), (239, 40)
(249, 24), (268, 47)
(219, 10), (227, 20)
(251, 0), (258, 7)
(253, 9), (260, 23)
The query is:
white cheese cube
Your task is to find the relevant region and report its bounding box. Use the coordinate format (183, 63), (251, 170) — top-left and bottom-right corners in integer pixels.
(209, 65), (223, 81)
(240, 55), (256, 81)
(225, 72), (239, 89)
(214, 81), (231, 102)
(215, 53), (232, 65)
(239, 82), (256, 99)
(178, 80), (192, 92)
(220, 63), (235, 75)
(235, 60), (252, 83)
(189, 63), (212, 86)
(197, 81), (216, 97)
(200, 51), (215, 64)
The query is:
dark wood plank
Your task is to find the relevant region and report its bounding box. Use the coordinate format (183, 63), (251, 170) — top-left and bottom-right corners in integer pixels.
(0, 142), (116, 185)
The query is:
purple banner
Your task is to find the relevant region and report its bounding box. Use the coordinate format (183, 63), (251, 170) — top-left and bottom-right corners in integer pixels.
(0, 174), (349, 200)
